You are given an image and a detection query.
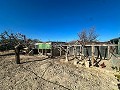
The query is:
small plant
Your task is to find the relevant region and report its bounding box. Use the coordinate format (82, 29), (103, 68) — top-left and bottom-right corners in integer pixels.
(115, 74), (120, 81)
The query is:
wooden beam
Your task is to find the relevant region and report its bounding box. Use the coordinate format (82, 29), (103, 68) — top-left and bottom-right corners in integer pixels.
(56, 44), (118, 47)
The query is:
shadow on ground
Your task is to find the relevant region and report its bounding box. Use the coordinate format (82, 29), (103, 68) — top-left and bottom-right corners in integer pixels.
(20, 57), (50, 64)
(118, 83), (120, 90)
(0, 53), (15, 56)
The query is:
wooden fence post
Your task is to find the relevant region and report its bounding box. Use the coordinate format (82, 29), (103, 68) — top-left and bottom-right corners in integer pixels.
(42, 49), (43, 55)
(15, 45), (20, 64)
(60, 47), (62, 56)
(65, 46), (68, 62)
(74, 46), (76, 58)
(91, 45), (95, 66)
(79, 46), (82, 60)
(108, 45), (110, 59)
(50, 43), (52, 58)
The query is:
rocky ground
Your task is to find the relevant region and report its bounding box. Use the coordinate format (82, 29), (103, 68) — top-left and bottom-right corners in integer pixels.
(0, 52), (119, 90)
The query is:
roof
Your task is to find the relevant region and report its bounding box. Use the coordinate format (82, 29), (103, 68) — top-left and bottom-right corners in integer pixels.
(67, 40), (109, 45)
(110, 37), (120, 41)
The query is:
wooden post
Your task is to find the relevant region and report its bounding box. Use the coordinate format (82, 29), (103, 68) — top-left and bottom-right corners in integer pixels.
(104, 47), (107, 59)
(108, 45), (110, 59)
(74, 46), (78, 65)
(86, 46), (89, 57)
(60, 47), (62, 56)
(15, 45), (20, 64)
(74, 46), (76, 58)
(38, 49), (40, 55)
(82, 46), (84, 56)
(73, 46), (74, 55)
(45, 49), (46, 56)
(65, 52), (68, 62)
(118, 38), (120, 55)
(65, 46), (68, 62)
(99, 46), (102, 59)
(51, 47), (53, 58)
(79, 46), (81, 56)
(42, 49), (43, 55)
(79, 46), (82, 60)
(96, 46), (102, 59)
(91, 45), (95, 66)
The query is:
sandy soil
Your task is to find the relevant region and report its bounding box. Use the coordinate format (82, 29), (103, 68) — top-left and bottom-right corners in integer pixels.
(0, 53), (119, 90)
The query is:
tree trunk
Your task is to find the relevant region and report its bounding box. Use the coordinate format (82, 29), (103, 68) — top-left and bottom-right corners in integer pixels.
(96, 46), (102, 60)
(86, 47), (89, 57)
(15, 45), (20, 64)
(65, 52), (68, 62)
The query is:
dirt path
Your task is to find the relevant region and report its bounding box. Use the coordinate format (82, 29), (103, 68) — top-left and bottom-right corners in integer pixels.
(0, 55), (119, 90)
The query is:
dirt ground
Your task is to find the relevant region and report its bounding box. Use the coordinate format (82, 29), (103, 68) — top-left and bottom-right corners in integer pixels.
(0, 52), (119, 90)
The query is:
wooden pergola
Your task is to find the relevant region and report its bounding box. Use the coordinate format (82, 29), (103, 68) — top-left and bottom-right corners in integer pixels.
(55, 42), (118, 67)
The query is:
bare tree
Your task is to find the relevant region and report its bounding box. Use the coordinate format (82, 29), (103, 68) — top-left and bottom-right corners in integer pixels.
(78, 29), (87, 42)
(0, 31), (31, 64)
(88, 27), (99, 42)
(78, 27), (99, 42)
(78, 27), (99, 66)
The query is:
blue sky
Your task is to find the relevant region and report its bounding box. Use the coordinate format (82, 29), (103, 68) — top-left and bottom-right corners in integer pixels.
(0, 0), (120, 42)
